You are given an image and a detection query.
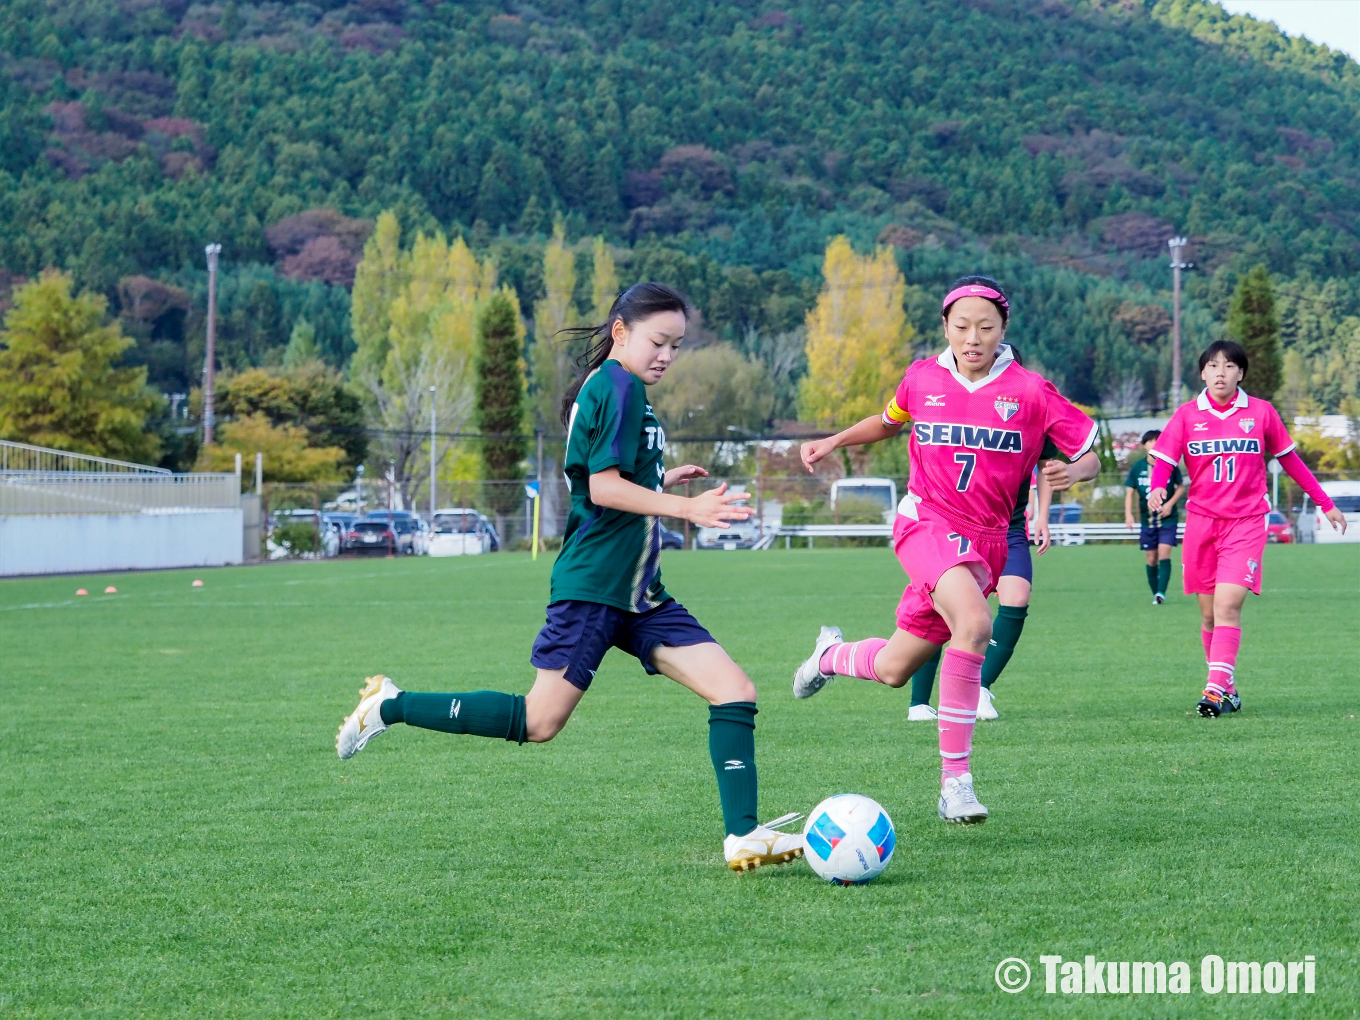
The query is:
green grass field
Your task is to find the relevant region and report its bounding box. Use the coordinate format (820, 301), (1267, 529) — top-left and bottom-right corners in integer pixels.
(2, 545), (1357, 1019)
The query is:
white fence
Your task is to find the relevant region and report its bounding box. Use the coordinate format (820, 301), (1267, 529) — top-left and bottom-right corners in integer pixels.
(0, 439), (243, 576)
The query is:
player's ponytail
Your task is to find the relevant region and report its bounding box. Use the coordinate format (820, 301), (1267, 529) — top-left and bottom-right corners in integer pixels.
(557, 282), (690, 428)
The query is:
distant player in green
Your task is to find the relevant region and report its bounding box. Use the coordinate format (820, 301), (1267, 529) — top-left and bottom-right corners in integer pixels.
(1125, 429), (1186, 603)
(335, 283), (805, 872)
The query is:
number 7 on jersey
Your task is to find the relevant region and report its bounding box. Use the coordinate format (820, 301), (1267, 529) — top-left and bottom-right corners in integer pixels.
(953, 452), (976, 491)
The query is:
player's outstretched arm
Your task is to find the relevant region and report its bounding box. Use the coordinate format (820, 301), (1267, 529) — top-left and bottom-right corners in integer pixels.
(800, 415), (902, 473)
(590, 468), (755, 529)
(1124, 486), (1136, 530)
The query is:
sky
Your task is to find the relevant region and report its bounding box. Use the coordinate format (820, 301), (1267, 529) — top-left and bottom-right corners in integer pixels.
(1216, 0), (1360, 59)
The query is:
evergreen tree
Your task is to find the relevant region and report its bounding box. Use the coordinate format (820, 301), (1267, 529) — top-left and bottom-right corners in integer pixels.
(1227, 264), (1282, 403)
(0, 271), (160, 463)
(475, 291), (528, 518)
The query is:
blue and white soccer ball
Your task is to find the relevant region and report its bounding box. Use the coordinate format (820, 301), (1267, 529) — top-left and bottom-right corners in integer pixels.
(802, 794), (895, 885)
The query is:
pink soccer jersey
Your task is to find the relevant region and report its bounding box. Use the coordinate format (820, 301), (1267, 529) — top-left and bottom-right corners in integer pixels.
(883, 346), (1098, 535)
(1150, 389), (1295, 519)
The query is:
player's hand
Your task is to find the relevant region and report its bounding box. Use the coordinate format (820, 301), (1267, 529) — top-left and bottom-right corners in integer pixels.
(663, 464), (708, 489)
(1323, 506), (1348, 534)
(800, 438), (837, 473)
(1033, 520), (1052, 555)
(1041, 459), (1075, 490)
(1147, 487), (1168, 513)
(686, 482), (755, 529)
(1125, 512), (1136, 531)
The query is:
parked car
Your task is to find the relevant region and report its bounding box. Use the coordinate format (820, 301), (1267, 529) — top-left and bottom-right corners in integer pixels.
(1301, 481), (1360, 544)
(343, 520), (396, 555)
(696, 502), (761, 550)
(1265, 510), (1293, 544)
(362, 510), (422, 555)
(429, 508), (494, 556)
(660, 526), (685, 550)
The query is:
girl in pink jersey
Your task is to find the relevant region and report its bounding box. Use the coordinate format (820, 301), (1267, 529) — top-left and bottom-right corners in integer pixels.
(792, 276), (1097, 824)
(1147, 340), (1345, 717)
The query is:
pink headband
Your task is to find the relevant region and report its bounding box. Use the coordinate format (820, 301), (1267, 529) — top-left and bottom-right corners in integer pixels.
(942, 284), (1009, 314)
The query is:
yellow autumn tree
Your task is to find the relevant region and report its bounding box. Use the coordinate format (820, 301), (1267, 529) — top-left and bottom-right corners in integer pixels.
(590, 236), (619, 321)
(530, 222), (579, 432)
(798, 236), (914, 427)
(350, 210), (508, 508)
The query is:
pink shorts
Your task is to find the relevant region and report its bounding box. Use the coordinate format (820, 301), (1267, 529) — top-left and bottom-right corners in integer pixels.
(1181, 511), (1268, 595)
(893, 502), (1008, 644)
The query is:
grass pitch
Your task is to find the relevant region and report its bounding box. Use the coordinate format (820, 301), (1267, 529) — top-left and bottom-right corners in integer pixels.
(2, 545), (1357, 1019)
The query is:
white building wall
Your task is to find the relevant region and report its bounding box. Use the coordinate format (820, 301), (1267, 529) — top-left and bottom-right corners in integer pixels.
(0, 509), (244, 577)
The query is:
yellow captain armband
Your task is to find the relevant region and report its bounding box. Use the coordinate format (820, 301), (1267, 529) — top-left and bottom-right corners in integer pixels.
(882, 397), (909, 426)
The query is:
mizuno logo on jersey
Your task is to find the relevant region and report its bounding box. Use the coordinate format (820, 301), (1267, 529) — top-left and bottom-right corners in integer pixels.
(926, 394), (946, 406)
(913, 422), (1022, 452)
(1187, 438), (1261, 455)
(1193, 422), (1209, 431)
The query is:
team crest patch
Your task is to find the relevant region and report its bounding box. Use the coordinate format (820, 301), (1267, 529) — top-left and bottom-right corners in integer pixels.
(1247, 559), (1259, 577)
(1239, 418), (1255, 434)
(994, 399), (1020, 422)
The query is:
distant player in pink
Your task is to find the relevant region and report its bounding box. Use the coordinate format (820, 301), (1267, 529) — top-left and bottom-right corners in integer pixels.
(1148, 339), (1345, 717)
(791, 275), (1097, 825)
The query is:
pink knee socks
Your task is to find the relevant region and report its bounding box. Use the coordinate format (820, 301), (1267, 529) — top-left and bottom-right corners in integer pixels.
(1206, 626), (1241, 696)
(937, 648), (984, 781)
(820, 638), (888, 682)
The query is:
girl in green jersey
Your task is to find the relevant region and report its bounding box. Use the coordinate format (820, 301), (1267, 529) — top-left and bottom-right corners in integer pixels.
(337, 283), (805, 871)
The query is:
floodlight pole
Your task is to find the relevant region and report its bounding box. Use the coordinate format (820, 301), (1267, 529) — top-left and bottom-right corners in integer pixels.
(428, 386), (438, 521)
(1167, 236), (1190, 409)
(203, 243), (222, 446)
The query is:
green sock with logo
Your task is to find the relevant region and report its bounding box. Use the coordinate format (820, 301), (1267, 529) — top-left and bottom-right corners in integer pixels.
(981, 605), (1028, 689)
(909, 649), (941, 706)
(1157, 558), (1172, 595)
(380, 691), (526, 743)
(708, 702), (759, 837)
(1145, 564), (1158, 594)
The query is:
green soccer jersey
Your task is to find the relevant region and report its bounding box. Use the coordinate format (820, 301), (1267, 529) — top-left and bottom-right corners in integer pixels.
(1008, 437), (1064, 530)
(1125, 455), (1183, 526)
(550, 360), (669, 612)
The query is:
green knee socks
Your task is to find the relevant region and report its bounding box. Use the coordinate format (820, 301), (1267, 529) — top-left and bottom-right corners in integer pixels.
(380, 690), (527, 744)
(708, 702), (759, 837)
(909, 649), (942, 706)
(1157, 558), (1171, 595)
(981, 604), (1028, 689)
(1146, 563), (1159, 594)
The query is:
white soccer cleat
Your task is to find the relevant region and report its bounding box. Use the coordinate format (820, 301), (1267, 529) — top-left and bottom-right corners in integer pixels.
(793, 625), (842, 699)
(1153, 593), (1166, 604)
(907, 703), (938, 722)
(976, 687), (998, 721)
(938, 772), (989, 825)
(724, 812), (805, 872)
(336, 675), (402, 759)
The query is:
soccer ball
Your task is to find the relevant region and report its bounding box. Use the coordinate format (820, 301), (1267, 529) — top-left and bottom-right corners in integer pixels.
(802, 794), (895, 885)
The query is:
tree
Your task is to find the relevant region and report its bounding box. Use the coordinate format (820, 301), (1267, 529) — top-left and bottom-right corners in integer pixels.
(651, 343), (774, 438)
(1227, 264), (1282, 404)
(352, 218), (494, 508)
(350, 211), (408, 383)
(0, 270), (159, 463)
(284, 319), (319, 367)
(590, 237), (619, 321)
(197, 414), (347, 483)
(215, 363), (368, 470)
(529, 223), (580, 433)
(476, 291), (528, 521)
(798, 237), (914, 427)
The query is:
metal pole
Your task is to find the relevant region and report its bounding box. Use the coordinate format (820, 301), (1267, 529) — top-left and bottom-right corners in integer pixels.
(203, 243), (221, 446)
(535, 429), (543, 554)
(1168, 236), (1188, 408)
(254, 451), (263, 494)
(429, 385), (437, 521)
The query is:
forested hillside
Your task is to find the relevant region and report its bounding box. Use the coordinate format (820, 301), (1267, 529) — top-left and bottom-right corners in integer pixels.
(2, 0), (1358, 431)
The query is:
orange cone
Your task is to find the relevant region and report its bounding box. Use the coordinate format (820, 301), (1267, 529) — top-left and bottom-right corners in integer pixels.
(76, 589), (88, 596)
(104, 586), (117, 593)
(191, 579), (204, 587)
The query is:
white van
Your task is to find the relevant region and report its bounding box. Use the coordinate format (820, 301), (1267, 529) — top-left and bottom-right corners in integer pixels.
(429, 508), (494, 555)
(1302, 481), (1360, 544)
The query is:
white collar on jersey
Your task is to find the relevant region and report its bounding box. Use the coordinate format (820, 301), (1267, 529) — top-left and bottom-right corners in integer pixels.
(934, 343), (1016, 393)
(1195, 387), (1249, 420)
